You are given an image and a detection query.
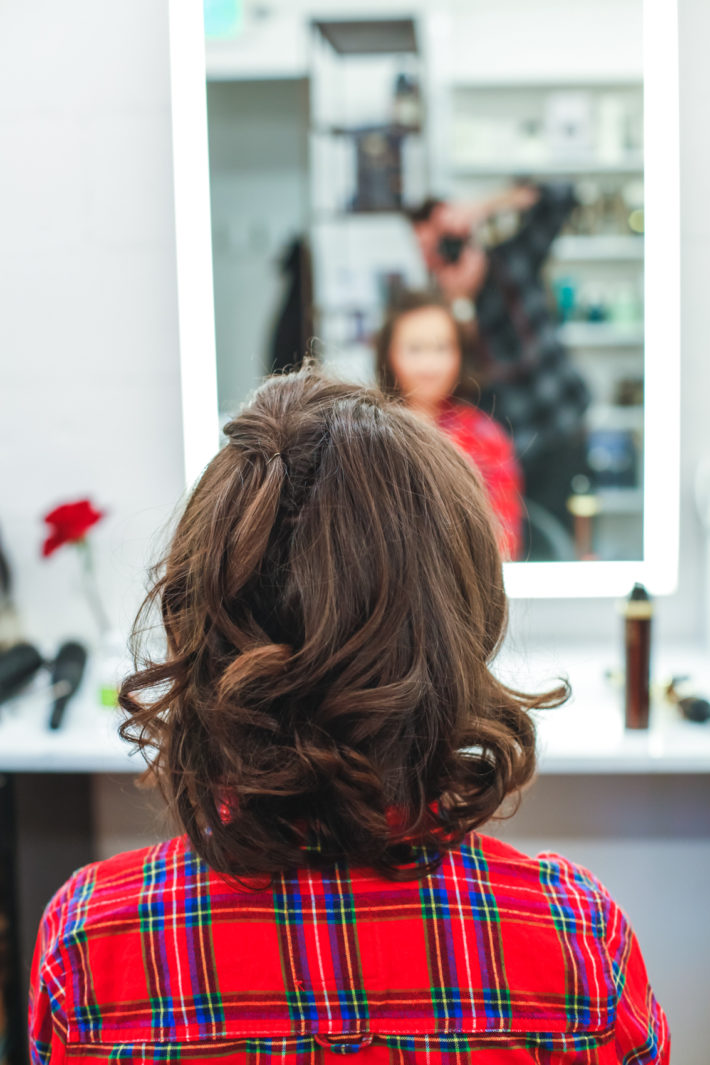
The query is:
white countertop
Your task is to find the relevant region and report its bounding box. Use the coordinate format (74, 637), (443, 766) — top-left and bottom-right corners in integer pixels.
(1, 643), (710, 775)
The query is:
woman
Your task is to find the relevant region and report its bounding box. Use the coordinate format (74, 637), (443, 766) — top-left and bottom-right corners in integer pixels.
(29, 367), (667, 1062)
(376, 291), (524, 560)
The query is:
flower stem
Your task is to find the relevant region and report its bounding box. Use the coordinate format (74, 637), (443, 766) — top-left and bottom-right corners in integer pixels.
(75, 538), (111, 638)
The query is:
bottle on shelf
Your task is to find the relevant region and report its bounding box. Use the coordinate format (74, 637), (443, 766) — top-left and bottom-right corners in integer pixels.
(623, 583), (653, 730)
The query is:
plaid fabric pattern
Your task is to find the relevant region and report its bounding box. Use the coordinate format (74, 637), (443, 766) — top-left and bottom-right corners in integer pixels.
(29, 831), (669, 1063)
(436, 399), (524, 560)
(474, 183), (591, 468)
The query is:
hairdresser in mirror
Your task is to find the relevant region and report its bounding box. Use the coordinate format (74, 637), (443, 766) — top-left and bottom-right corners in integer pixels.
(407, 182), (592, 540)
(29, 368), (668, 1062)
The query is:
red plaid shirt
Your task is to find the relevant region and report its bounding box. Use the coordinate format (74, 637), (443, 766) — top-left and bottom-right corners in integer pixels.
(29, 831), (668, 1063)
(436, 400), (524, 561)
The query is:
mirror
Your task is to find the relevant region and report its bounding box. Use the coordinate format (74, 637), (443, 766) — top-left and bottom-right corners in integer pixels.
(168, 0), (679, 596)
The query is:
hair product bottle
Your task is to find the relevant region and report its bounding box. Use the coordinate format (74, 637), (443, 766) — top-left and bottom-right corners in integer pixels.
(624, 583), (653, 729)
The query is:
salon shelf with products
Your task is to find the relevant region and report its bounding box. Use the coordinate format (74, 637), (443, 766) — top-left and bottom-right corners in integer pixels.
(2, 643), (710, 776)
(310, 220), (640, 262)
(447, 78), (643, 175)
(307, 17), (431, 366)
(557, 322), (644, 348)
(450, 77), (644, 91)
(587, 404), (644, 431)
(443, 77), (649, 563)
(452, 158), (643, 179)
(552, 234), (644, 261)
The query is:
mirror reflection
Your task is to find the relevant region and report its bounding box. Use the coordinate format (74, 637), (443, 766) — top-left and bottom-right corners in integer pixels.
(206, 1), (644, 563)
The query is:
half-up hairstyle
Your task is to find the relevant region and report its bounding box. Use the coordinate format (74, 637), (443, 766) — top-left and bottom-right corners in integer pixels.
(119, 364), (567, 881)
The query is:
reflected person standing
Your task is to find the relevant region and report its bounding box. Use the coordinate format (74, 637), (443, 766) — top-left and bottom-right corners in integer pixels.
(408, 182), (591, 543)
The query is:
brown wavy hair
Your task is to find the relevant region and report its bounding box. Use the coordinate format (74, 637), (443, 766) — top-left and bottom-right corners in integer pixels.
(119, 364), (567, 881)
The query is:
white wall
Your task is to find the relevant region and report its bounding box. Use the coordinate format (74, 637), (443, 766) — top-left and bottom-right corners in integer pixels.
(0, 0), (186, 653)
(208, 79), (309, 413)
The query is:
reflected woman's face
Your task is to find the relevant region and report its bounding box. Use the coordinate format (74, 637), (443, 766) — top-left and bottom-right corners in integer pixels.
(388, 306), (461, 412)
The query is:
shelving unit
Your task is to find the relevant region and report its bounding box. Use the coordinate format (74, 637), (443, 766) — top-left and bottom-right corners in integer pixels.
(441, 72), (645, 560)
(452, 157), (644, 178)
(307, 18), (430, 383)
(557, 322), (644, 348)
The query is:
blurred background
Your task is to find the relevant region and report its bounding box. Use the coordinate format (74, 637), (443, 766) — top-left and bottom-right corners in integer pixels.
(207, 0), (647, 563)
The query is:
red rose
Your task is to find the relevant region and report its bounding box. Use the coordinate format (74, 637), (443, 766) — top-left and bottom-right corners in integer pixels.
(41, 499), (105, 557)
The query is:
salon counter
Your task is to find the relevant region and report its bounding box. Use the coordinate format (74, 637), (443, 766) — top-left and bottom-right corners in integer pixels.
(1, 642), (710, 775)
(3, 642), (710, 1063)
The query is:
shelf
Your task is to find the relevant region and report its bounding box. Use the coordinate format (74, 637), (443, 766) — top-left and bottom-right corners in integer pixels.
(595, 487), (644, 515)
(587, 404), (644, 431)
(310, 123), (422, 137)
(313, 18), (418, 57)
(314, 224), (644, 253)
(558, 322), (644, 348)
(451, 78), (643, 92)
(315, 318), (645, 353)
(312, 209), (409, 223)
(552, 235), (644, 261)
(452, 157), (643, 178)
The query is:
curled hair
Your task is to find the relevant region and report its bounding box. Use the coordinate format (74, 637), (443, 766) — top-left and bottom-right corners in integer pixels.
(119, 364), (567, 881)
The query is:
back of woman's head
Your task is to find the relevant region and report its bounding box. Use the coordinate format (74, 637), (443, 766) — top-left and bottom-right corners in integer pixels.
(119, 365), (565, 881)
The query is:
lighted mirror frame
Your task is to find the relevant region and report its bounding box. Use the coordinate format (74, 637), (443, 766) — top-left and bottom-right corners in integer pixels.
(168, 0), (679, 599)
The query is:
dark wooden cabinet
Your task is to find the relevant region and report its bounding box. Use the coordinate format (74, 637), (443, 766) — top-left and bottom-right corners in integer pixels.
(0, 774), (93, 1065)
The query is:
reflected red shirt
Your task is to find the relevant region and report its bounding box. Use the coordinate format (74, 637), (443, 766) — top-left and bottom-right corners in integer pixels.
(436, 399), (524, 560)
(29, 831), (668, 1063)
